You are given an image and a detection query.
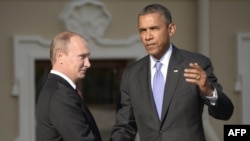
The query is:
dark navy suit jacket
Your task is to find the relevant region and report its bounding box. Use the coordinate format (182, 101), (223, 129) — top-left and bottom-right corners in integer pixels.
(36, 73), (102, 141)
(111, 45), (234, 141)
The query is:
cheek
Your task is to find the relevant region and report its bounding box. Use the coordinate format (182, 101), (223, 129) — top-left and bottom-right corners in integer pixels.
(139, 34), (145, 43)
(77, 60), (86, 69)
(159, 34), (168, 44)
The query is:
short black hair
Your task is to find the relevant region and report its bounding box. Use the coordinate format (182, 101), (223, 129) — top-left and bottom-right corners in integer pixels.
(138, 3), (172, 25)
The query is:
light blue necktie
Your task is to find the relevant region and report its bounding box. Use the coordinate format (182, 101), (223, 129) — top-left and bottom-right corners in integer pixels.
(153, 61), (165, 119)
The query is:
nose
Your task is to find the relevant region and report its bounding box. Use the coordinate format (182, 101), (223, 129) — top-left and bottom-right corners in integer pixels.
(85, 58), (91, 69)
(145, 30), (153, 41)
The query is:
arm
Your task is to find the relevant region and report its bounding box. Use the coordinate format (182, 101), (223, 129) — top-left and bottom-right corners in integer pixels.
(184, 58), (234, 120)
(110, 69), (137, 141)
(50, 89), (96, 141)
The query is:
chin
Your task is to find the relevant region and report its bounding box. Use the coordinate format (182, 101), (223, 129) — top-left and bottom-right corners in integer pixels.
(78, 74), (85, 79)
(148, 52), (157, 57)
(147, 50), (155, 56)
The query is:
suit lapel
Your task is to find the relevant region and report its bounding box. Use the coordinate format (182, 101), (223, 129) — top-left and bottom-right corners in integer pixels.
(139, 56), (160, 123)
(49, 74), (101, 140)
(161, 46), (184, 124)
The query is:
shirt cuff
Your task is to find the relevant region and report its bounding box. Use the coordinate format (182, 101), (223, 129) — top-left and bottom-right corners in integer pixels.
(205, 88), (218, 106)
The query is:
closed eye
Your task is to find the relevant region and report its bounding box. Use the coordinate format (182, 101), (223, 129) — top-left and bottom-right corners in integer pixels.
(150, 26), (160, 30)
(139, 28), (146, 33)
(79, 53), (90, 59)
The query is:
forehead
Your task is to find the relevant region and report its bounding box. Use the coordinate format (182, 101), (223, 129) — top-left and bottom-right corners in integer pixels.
(138, 13), (166, 27)
(68, 36), (89, 51)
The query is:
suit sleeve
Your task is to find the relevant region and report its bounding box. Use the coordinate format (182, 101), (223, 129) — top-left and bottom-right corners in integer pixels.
(110, 68), (137, 141)
(201, 57), (234, 120)
(49, 89), (95, 141)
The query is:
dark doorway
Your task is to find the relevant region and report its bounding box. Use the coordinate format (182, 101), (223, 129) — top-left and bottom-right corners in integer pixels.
(79, 59), (130, 107)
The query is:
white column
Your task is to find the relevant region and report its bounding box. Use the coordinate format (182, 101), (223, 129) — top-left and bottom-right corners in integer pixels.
(236, 33), (250, 124)
(198, 0), (220, 141)
(198, 0), (210, 57)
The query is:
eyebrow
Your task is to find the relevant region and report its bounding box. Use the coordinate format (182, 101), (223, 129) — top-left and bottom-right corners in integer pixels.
(139, 25), (160, 31)
(79, 52), (91, 57)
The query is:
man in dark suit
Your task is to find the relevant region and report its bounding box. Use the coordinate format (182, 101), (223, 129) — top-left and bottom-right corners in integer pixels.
(36, 31), (102, 141)
(110, 4), (234, 141)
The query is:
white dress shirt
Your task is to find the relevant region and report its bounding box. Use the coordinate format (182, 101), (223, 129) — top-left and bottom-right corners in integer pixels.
(50, 70), (76, 90)
(150, 44), (173, 88)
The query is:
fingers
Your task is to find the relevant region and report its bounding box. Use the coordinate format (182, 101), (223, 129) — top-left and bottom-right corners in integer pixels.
(187, 63), (201, 70)
(196, 74), (201, 80)
(184, 63), (202, 82)
(184, 63), (212, 96)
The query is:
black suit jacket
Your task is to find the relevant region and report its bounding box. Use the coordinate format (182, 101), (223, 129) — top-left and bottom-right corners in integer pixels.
(111, 45), (234, 141)
(36, 73), (102, 141)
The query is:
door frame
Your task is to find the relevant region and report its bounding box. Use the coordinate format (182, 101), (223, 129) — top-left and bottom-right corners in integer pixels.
(235, 33), (250, 124)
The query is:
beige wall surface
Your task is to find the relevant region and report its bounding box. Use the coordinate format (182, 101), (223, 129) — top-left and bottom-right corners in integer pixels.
(209, 0), (250, 139)
(0, 1), (70, 141)
(0, 0), (249, 141)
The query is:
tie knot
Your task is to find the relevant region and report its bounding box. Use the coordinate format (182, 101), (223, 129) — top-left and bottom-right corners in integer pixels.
(155, 61), (162, 71)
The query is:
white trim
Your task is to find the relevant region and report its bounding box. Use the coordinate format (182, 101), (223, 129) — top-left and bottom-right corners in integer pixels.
(235, 33), (250, 124)
(197, 0), (220, 140)
(197, 0), (210, 57)
(13, 35), (51, 141)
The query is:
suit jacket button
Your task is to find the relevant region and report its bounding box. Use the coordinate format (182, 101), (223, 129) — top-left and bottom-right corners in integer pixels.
(159, 130), (163, 134)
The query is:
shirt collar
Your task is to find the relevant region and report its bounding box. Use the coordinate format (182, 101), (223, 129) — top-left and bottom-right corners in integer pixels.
(50, 70), (76, 89)
(150, 44), (173, 69)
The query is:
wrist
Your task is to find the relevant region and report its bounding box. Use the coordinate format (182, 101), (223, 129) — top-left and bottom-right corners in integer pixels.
(205, 88), (214, 96)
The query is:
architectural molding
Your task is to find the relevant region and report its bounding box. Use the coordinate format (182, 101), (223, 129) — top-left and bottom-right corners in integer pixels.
(235, 33), (250, 124)
(197, 0), (210, 57)
(60, 0), (141, 47)
(197, 0), (219, 141)
(13, 35), (50, 141)
(60, 0), (112, 39)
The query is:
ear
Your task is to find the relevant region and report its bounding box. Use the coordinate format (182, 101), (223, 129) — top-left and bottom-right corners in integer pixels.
(55, 50), (64, 64)
(168, 23), (176, 37)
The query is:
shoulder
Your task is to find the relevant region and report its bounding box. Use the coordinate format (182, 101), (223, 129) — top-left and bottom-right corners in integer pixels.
(125, 55), (149, 71)
(173, 45), (211, 65)
(176, 47), (208, 59)
(40, 74), (78, 104)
